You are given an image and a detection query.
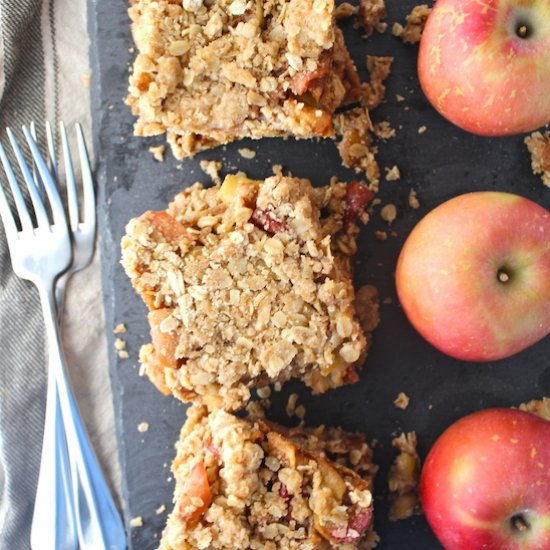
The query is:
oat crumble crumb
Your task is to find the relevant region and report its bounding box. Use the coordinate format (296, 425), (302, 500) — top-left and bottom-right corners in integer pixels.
(335, 2), (358, 19)
(394, 392), (410, 410)
(392, 4), (431, 44)
(199, 160), (224, 185)
(525, 131), (550, 188)
(385, 165), (401, 181)
(257, 386), (271, 399)
(375, 230), (387, 241)
(114, 338), (126, 351)
(286, 393), (299, 418)
(130, 516), (143, 528)
(408, 189), (420, 209)
(117, 350), (130, 359)
(362, 56), (393, 111)
(137, 422), (150, 433)
(395, 94), (406, 102)
(113, 323), (127, 334)
(148, 145), (165, 162)
(518, 397), (550, 421)
(156, 504), (166, 515)
(418, 125), (427, 134)
(238, 148), (256, 160)
(356, 0), (387, 37)
(380, 203), (397, 223)
(388, 432), (422, 521)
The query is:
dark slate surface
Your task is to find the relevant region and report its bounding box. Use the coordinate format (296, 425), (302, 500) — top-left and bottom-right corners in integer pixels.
(88, 0), (550, 548)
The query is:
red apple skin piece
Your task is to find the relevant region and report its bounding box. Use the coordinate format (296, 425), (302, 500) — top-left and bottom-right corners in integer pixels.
(421, 408), (550, 550)
(418, 0), (550, 136)
(396, 192), (550, 362)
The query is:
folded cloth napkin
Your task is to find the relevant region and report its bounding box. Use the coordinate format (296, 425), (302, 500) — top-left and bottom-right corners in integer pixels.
(0, 1), (120, 548)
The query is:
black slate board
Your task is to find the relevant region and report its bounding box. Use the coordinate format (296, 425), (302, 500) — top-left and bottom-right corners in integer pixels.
(88, 1), (550, 548)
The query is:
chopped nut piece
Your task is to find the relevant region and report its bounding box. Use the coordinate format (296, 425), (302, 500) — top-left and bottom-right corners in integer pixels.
(113, 323), (127, 334)
(408, 189), (420, 209)
(130, 516), (144, 528)
(393, 392), (410, 410)
(388, 432), (421, 521)
(238, 147), (256, 159)
(148, 145), (165, 162)
(525, 131), (550, 188)
(392, 4), (431, 44)
(137, 421), (150, 432)
(199, 160), (223, 185)
(384, 165), (401, 181)
(380, 203), (397, 223)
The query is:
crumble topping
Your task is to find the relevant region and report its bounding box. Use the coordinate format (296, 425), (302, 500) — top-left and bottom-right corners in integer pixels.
(121, 174), (378, 410)
(393, 392), (409, 410)
(388, 432), (421, 521)
(200, 160), (224, 184)
(518, 397), (550, 421)
(127, 0), (362, 159)
(356, 0), (387, 37)
(392, 4), (431, 44)
(361, 56), (393, 111)
(525, 131), (550, 188)
(159, 405), (378, 549)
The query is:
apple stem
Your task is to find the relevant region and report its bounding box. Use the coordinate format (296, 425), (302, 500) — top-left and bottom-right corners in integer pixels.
(511, 514), (530, 533)
(516, 24), (530, 39)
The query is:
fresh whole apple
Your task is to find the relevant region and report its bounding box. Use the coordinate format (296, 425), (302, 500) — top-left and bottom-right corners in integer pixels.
(418, 0), (550, 136)
(395, 191), (550, 362)
(421, 408), (550, 550)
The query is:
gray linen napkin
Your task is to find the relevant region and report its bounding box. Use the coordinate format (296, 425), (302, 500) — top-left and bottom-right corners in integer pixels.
(0, 1), (120, 548)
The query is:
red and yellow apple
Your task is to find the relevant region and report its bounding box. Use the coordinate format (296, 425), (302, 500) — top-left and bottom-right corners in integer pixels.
(421, 408), (550, 550)
(418, 0), (550, 136)
(395, 191), (550, 362)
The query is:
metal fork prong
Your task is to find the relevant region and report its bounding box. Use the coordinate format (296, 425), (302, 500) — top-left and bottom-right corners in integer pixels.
(22, 126), (66, 229)
(75, 124), (95, 226)
(0, 139), (34, 232)
(45, 121), (58, 182)
(59, 122), (79, 231)
(7, 127), (50, 229)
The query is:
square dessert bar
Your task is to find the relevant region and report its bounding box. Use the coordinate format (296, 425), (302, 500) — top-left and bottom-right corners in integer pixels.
(127, 0), (361, 158)
(158, 405), (378, 549)
(121, 174), (377, 410)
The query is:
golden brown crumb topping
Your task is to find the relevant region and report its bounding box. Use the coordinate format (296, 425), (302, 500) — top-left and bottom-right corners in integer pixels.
(356, 0), (387, 37)
(518, 397), (550, 421)
(127, 0), (362, 159)
(121, 174), (378, 410)
(158, 405), (378, 549)
(388, 432), (421, 521)
(525, 131), (550, 188)
(392, 4), (431, 44)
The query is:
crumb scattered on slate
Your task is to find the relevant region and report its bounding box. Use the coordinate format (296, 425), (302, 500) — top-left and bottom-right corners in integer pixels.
(392, 4), (431, 44)
(525, 131), (550, 188)
(394, 392), (410, 410)
(130, 516), (144, 528)
(385, 165), (401, 181)
(113, 323), (126, 334)
(199, 160), (223, 185)
(238, 148), (256, 159)
(380, 203), (397, 223)
(408, 189), (420, 209)
(137, 422), (149, 433)
(417, 125), (427, 134)
(148, 145), (165, 162)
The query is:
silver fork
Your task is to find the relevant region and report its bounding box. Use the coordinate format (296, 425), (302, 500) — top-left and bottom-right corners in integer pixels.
(0, 125), (126, 549)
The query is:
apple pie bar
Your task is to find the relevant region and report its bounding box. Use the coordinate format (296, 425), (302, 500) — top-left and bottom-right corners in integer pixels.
(121, 174), (377, 410)
(158, 405), (378, 549)
(126, 0), (361, 159)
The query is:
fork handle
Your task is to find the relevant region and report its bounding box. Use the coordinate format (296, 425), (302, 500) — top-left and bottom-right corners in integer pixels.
(30, 366), (77, 550)
(39, 287), (127, 550)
